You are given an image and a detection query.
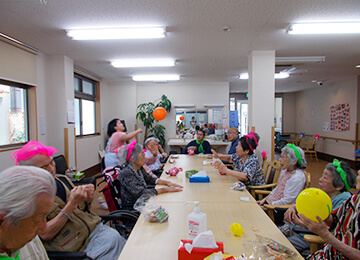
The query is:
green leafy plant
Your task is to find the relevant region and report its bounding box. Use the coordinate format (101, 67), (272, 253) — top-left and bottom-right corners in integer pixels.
(176, 120), (184, 133)
(136, 95), (172, 147)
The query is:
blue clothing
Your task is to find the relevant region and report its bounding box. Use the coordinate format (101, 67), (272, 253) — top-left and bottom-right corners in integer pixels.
(331, 191), (352, 209)
(228, 136), (239, 155)
(182, 140), (212, 154)
(207, 128), (215, 135)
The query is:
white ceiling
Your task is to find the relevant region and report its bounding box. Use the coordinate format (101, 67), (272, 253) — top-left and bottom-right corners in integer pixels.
(0, 0), (360, 93)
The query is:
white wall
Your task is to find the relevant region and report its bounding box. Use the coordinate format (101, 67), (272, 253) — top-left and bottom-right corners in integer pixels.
(294, 77), (358, 160)
(283, 92), (296, 133)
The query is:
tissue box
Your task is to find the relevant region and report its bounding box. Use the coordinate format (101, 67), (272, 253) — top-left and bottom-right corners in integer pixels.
(178, 240), (223, 260)
(189, 176), (210, 183)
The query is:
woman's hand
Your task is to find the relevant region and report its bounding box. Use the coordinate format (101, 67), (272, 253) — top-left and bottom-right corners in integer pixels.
(167, 186), (183, 192)
(213, 161), (227, 172)
(295, 214), (331, 238)
(257, 198), (266, 206)
(167, 182), (183, 189)
(136, 129), (143, 133)
(284, 205), (298, 224)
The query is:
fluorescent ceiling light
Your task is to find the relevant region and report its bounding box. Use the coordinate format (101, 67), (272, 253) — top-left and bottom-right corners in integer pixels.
(239, 72), (289, 80)
(66, 27), (166, 40)
(356, 65), (360, 68)
(286, 22), (360, 34)
(174, 104), (195, 108)
(132, 74), (180, 82)
(111, 59), (175, 68)
(204, 104), (224, 108)
(276, 56), (326, 64)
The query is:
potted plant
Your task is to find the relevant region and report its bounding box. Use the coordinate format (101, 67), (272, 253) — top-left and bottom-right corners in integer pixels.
(136, 95), (171, 147)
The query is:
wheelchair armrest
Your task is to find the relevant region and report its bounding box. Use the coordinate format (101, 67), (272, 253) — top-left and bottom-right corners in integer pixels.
(98, 209), (140, 222)
(47, 251), (90, 259)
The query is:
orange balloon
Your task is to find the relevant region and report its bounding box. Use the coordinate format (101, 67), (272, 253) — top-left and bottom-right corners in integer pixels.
(180, 116), (185, 121)
(153, 107), (167, 121)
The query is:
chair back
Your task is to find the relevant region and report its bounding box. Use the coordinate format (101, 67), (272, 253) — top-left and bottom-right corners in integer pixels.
(262, 159), (281, 185)
(53, 155), (68, 175)
(303, 170), (311, 189)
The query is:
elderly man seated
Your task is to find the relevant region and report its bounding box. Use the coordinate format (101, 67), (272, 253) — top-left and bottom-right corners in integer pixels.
(144, 137), (167, 177)
(10, 140), (126, 260)
(0, 166), (56, 260)
(182, 129), (212, 154)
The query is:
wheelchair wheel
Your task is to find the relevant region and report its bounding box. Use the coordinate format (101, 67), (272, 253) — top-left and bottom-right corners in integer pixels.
(101, 210), (139, 239)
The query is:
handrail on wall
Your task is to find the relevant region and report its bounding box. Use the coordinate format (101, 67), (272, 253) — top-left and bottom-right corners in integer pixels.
(283, 132), (359, 145)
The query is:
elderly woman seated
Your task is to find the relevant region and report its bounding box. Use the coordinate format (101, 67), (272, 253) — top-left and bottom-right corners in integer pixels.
(258, 144), (307, 207)
(283, 159), (357, 255)
(213, 133), (265, 187)
(290, 169), (360, 259)
(144, 137), (167, 177)
(117, 140), (183, 206)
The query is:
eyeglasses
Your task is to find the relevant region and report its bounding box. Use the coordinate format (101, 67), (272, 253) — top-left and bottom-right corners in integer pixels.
(40, 158), (55, 170)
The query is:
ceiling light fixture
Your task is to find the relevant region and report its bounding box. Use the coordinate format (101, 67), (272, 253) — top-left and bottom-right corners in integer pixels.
(356, 65), (360, 68)
(286, 22), (360, 34)
(66, 27), (166, 40)
(239, 72), (289, 80)
(276, 56), (326, 64)
(111, 59), (175, 68)
(132, 74), (180, 82)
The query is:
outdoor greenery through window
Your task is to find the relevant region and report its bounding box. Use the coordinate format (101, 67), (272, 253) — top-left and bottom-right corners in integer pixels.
(74, 74), (98, 136)
(0, 79), (29, 147)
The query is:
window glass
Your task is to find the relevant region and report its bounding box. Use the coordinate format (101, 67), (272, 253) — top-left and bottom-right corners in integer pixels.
(82, 100), (95, 135)
(74, 74), (98, 136)
(75, 98), (80, 135)
(83, 80), (94, 95)
(74, 77), (81, 92)
(0, 83), (28, 146)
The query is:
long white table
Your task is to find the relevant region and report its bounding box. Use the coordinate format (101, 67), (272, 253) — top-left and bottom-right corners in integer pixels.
(118, 155), (303, 259)
(168, 138), (230, 153)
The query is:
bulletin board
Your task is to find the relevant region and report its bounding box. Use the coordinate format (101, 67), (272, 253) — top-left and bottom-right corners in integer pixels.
(330, 103), (350, 131)
(212, 109), (223, 124)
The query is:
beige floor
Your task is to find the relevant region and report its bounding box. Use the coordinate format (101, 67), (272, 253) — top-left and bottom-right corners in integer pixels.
(91, 155), (334, 216)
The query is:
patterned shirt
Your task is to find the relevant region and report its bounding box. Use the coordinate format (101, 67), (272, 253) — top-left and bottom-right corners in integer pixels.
(231, 153), (265, 186)
(307, 192), (360, 260)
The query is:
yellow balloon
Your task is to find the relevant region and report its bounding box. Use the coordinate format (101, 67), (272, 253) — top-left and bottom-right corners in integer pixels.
(296, 188), (332, 222)
(230, 223), (244, 237)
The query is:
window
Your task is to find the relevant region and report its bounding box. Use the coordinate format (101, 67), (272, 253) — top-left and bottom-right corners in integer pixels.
(0, 79), (29, 147)
(74, 74), (99, 136)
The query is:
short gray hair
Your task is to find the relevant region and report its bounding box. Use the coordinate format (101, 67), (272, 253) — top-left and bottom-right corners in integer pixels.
(117, 143), (144, 166)
(144, 137), (159, 147)
(325, 161), (357, 191)
(0, 166), (56, 226)
(281, 145), (307, 169)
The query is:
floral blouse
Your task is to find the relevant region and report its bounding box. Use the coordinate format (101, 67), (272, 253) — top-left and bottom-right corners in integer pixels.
(231, 153), (265, 186)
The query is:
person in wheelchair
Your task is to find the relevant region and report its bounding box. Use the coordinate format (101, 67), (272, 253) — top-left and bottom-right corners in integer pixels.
(283, 159), (357, 255)
(10, 140), (126, 260)
(117, 139), (183, 207)
(0, 166), (55, 260)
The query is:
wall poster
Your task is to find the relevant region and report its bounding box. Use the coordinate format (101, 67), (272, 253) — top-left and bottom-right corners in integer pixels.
(330, 103), (350, 131)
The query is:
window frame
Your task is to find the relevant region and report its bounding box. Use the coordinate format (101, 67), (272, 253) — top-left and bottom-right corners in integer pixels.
(74, 73), (100, 137)
(0, 78), (32, 150)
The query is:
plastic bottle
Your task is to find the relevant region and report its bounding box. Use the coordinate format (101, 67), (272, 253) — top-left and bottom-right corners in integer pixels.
(185, 201), (207, 239)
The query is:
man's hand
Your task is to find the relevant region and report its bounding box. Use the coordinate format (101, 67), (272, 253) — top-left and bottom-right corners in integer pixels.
(187, 146), (197, 151)
(68, 186), (88, 208)
(83, 184), (95, 204)
(211, 149), (219, 158)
